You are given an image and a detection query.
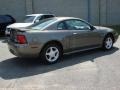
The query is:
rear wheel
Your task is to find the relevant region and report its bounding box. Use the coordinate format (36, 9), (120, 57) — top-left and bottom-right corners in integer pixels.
(40, 43), (63, 64)
(102, 35), (113, 50)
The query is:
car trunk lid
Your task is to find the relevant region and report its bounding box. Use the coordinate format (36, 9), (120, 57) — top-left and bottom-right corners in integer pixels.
(9, 28), (29, 43)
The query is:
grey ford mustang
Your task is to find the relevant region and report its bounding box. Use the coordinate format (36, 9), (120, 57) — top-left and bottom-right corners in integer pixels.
(8, 17), (119, 64)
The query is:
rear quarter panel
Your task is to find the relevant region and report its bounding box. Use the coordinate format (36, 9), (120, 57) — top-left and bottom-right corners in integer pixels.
(25, 30), (71, 53)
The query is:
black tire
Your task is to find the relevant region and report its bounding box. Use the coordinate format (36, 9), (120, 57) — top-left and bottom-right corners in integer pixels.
(102, 35), (113, 50)
(40, 43), (63, 64)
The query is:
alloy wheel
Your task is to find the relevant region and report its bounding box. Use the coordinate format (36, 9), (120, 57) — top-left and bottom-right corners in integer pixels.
(45, 47), (59, 62)
(105, 37), (113, 50)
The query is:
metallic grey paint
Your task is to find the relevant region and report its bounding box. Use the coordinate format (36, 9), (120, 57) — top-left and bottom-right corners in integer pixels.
(7, 17), (119, 57)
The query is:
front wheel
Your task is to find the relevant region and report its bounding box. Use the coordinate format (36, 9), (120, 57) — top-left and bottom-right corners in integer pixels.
(102, 35), (113, 50)
(40, 44), (63, 64)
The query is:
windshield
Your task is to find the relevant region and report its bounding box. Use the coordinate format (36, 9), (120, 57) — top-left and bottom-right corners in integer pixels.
(24, 16), (36, 23)
(28, 18), (57, 30)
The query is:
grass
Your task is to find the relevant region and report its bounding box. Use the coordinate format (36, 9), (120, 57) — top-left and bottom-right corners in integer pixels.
(108, 25), (120, 35)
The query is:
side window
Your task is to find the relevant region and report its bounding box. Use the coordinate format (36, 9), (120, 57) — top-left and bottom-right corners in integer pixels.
(45, 15), (54, 18)
(57, 22), (66, 30)
(34, 16), (41, 23)
(65, 20), (91, 30)
(40, 15), (54, 20)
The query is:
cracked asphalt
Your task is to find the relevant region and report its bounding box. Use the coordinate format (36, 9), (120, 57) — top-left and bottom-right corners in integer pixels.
(0, 37), (120, 90)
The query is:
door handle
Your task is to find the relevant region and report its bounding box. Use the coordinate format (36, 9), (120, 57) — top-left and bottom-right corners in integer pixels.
(73, 33), (78, 35)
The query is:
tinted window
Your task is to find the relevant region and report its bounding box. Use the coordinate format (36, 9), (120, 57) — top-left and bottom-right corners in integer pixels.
(57, 22), (67, 30)
(24, 16), (36, 23)
(28, 18), (57, 30)
(40, 15), (54, 20)
(65, 19), (90, 30)
(34, 15), (54, 23)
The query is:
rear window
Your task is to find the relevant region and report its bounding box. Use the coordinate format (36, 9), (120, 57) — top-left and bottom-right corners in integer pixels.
(27, 18), (57, 30)
(24, 16), (36, 23)
(0, 15), (12, 23)
(40, 15), (54, 20)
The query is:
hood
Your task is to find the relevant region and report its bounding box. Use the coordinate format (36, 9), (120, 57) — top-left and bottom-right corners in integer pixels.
(7, 23), (33, 28)
(94, 26), (114, 33)
(94, 26), (112, 30)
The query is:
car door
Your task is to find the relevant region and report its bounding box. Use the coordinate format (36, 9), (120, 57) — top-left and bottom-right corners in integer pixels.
(64, 19), (101, 50)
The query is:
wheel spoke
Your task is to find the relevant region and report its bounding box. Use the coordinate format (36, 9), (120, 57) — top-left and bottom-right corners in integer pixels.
(50, 47), (54, 53)
(54, 49), (58, 53)
(48, 56), (52, 61)
(105, 37), (113, 49)
(46, 52), (50, 55)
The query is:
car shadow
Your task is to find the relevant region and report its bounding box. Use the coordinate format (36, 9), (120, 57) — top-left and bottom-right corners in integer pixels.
(0, 47), (119, 80)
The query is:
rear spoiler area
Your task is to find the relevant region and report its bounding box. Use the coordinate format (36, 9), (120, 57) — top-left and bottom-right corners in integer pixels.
(10, 27), (31, 32)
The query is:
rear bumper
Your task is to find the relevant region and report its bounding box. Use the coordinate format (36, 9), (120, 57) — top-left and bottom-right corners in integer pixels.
(7, 41), (42, 57)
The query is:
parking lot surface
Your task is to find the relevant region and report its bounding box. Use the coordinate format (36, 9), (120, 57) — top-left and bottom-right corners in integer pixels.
(0, 37), (120, 90)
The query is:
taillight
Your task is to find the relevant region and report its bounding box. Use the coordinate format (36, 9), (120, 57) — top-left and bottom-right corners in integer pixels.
(16, 35), (27, 44)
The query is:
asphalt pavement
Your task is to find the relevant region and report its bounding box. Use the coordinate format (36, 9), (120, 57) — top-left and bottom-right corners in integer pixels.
(0, 37), (120, 90)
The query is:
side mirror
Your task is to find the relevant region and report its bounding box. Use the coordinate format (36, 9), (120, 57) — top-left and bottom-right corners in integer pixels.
(90, 26), (96, 30)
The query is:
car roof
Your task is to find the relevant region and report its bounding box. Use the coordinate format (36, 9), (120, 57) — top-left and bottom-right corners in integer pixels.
(0, 15), (14, 23)
(51, 17), (82, 22)
(26, 14), (55, 17)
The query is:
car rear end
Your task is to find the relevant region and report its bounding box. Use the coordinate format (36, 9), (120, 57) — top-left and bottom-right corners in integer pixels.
(7, 28), (41, 57)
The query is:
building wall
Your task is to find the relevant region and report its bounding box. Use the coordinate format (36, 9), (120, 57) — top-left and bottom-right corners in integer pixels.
(107, 0), (120, 25)
(0, 0), (26, 21)
(0, 0), (120, 25)
(100, 0), (120, 25)
(89, 0), (100, 25)
(33, 0), (88, 21)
